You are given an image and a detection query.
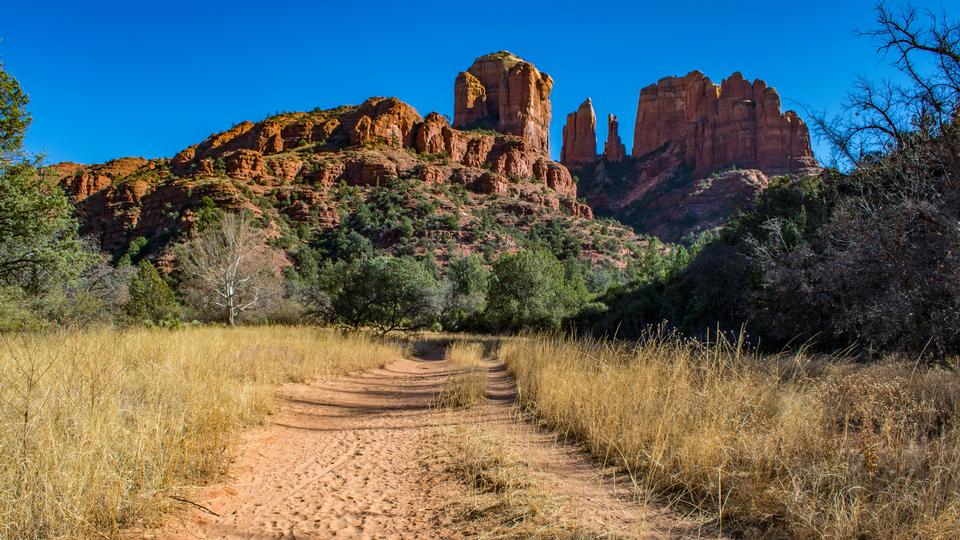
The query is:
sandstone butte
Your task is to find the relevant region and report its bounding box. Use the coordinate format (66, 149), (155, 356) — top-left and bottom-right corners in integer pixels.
(453, 51), (554, 156)
(53, 53), (822, 257)
(632, 70), (818, 176)
(563, 70), (821, 241)
(50, 52), (609, 269)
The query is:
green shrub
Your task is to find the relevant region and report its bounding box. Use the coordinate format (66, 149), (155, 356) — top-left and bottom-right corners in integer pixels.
(441, 253), (490, 330)
(123, 261), (182, 326)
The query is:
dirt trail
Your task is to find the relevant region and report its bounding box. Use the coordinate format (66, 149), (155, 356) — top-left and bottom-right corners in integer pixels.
(146, 341), (706, 539)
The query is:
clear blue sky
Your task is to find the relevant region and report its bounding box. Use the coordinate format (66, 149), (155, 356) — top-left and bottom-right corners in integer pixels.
(1, 0), (950, 165)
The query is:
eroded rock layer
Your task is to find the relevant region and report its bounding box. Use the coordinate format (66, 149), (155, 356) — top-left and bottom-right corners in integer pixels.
(52, 88), (595, 265)
(453, 51), (554, 155)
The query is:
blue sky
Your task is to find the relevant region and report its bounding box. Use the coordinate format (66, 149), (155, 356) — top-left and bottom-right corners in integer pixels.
(1, 0), (951, 165)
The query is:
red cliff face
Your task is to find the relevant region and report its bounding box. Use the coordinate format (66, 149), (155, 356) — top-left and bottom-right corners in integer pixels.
(453, 51), (554, 155)
(603, 114), (626, 162)
(561, 98), (597, 167)
(632, 71), (818, 176)
(568, 71), (820, 241)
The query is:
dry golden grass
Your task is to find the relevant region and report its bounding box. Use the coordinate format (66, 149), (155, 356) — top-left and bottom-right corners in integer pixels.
(500, 333), (960, 538)
(442, 424), (588, 539)
(0, 326), (403, 539)
(434, 341), (488, 409)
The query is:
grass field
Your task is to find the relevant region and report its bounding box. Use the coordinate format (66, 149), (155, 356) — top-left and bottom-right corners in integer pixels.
(0, 326), (403, 538)
(500, 333), (960, 537)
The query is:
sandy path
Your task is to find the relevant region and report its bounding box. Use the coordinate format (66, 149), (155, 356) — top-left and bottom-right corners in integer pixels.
(144, 341), (709, 539)
(153, 346), (465, 539)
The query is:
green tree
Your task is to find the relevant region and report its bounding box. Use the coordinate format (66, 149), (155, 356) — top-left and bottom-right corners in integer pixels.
(0, 61), (91, 295)
(441, 253), (489, 329)
(484, 249), (587, 332)
(0, 161), (92, 294)
(305, 255), (440, 335)
(0, 61), (108, 330)
(0, 58), (30, 156)
(124, 261), (182, 325)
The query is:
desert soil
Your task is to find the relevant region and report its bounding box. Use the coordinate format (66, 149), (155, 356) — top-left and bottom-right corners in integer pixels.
(141, 340), (709, 539)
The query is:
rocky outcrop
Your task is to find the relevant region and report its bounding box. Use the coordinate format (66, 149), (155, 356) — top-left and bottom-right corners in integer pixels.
(58, 157), (149, 203)
(412, 112), (576, 198)
(343, 97), (422, 148)
(568, 71), (820, 241)
(603, 114), (626, 162)
(561, 99), (597, 167)
(632, 71), (817, 176)
(53, 87), (586, 259)
(453, 51), (553, 155)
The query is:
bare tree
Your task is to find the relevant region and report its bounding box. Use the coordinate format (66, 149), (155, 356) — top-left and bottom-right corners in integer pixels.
(811, 2), (960, 168)
(176, 213), (282, 325)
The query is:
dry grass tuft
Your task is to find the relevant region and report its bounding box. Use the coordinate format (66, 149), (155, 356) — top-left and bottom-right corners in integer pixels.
(500, 333), (960, 538)
(0, 326), (402, 538)
(434, 341), (488, 409)
(442, 425), (588, 539)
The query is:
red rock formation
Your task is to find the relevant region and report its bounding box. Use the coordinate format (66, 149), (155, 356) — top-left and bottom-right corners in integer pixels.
(53, 93), (589, 255)
(603, 114), (626, 162)
(414, 112), (576, 198)
(632, 71), (818, 176)
(454, 71), (488, 130)
(561, 98), (597, 167)
(453, 51), (553, 155)
(343, 97), (422, 148)
(59, 157), (149, 202)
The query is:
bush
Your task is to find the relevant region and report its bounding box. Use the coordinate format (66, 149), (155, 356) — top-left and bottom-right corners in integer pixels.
(124, 261), (182, 326)
(303, 255), (441, 335)
(440, 253), (489, 330)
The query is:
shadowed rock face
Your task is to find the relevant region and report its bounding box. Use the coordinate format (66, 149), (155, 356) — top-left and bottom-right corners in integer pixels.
(561, 99), (597, 167)
(564, 71), (820, 242)
(453, 51), (554, 155)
